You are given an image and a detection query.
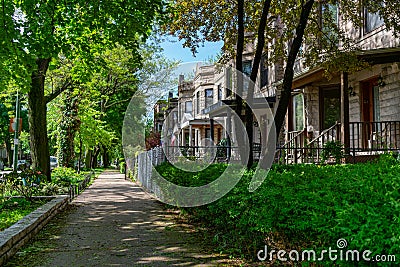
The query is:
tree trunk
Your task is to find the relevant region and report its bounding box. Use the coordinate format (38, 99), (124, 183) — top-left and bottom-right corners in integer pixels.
(58, 87), (80, 168)
(245, 0), (272, 168)
(28, 58), (51, 181)
(90, 146), (100, 168)
(273, 0), (315, 137)
(102, 146), (109, 168)
(85, 149), (92, 169)
(234, 0), (247, 165)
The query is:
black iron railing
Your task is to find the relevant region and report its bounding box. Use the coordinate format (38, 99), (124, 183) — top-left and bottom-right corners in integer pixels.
(68, 171), (94, 201)
(349, 121), (400, 152)
(276, 121), (400, 164)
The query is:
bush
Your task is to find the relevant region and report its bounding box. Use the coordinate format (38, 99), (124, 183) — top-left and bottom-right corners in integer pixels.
(120, 161), (126, 174)
(39, 183), (69, 196)
(51, 167), (85, 187)
(321, 140), (344, 164)
(4, 169), (45, 201)
(156, 156), (400, 265)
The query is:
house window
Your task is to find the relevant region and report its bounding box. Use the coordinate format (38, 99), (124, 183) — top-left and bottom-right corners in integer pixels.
(218, 85), (222, 100)
(292, 93), (304, 131)
(172, 111), (178, 125)
(205, 89), (213, 108)
(196, 92), (200, 114)
(185, 101), (192, 114)
(260, 55), (268, 88)
(243, 60), (252, 77)
(364, 8), (384, 33)
(321, 3), (338, 44)
(226, 68), (233, 97)
(320, 86), (340, 130)
(226, 86), (232, 98)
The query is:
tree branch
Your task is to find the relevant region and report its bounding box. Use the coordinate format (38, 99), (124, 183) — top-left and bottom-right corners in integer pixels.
(45, 80), (72, 104)
(104, 98), (130, 109)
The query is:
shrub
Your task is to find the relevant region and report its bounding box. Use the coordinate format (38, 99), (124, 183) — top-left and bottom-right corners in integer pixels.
(51, 167), (85, 186)
(4, 169), (45, 201)
(321, 140), (344, 164)
(156, 156), (400, 265)
(120, 161), (126, 174)
(39, 183), (69, 196)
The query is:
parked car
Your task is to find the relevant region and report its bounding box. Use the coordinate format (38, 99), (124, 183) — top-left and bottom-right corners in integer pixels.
(50, 156), (58, 170)
(12, 159), (29, 170)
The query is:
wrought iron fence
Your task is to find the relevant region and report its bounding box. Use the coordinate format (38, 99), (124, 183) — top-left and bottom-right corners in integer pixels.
(275, 121), (400, 164)
(349, 121), (400, 152)
(68, 171), (94, 201)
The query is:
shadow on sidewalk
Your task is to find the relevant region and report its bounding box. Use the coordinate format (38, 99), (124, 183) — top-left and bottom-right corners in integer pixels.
(4, 171), (243, 267)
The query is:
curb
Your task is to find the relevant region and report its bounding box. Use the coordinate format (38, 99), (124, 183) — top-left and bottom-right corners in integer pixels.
(0, 195), (69, 266)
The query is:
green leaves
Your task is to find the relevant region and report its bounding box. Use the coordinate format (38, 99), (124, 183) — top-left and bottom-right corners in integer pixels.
(156, 156), (400, 264)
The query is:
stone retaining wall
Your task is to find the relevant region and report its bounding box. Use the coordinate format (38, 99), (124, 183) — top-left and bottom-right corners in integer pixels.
(0, 195), (69, 265)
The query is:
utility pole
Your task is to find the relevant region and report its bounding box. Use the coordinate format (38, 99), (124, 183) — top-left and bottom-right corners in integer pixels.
(12, 92), (21, 172)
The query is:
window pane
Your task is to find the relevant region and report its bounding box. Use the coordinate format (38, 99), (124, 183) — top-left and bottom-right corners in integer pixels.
(321, 3), (338, 45)
(293, 94), (304, 131)
(243, 61), (252, 76)
(205, 89), (213, 108)
(373, 85), (380, 122)
(365, 9), (384, 33)
(322, 88), (340, 130)
(185, 101), (192, 114)
(196, 92), (200, 114)
(261, 55), (268, 88)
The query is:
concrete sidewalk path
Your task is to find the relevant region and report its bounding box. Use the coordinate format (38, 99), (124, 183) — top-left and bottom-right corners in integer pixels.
(5, 170), (239, 267)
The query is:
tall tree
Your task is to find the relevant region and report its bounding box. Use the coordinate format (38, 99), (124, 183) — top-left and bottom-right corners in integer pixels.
(0, 0), (167, 180)
(46, 43), (177, 169)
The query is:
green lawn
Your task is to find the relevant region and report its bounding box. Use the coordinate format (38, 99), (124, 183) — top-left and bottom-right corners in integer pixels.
(0, 198), (48, 231)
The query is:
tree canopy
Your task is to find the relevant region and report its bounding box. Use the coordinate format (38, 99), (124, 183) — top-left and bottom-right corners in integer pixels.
(0, 0), (168, 179)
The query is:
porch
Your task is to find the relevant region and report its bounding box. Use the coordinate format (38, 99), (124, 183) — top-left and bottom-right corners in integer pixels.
(277, 121), (400, 164)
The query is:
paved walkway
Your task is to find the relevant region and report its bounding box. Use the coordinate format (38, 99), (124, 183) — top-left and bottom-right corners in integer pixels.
(5, 171), (240, 267)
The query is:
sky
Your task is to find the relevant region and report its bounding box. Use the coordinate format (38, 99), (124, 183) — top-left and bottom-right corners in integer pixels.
(159, 36), (223, 64)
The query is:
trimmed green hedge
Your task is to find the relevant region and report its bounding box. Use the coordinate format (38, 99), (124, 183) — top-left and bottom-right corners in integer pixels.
(156, 155), (400, 265)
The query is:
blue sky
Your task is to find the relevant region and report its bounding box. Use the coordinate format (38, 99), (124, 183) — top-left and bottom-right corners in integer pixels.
(159, 36), (223, 63)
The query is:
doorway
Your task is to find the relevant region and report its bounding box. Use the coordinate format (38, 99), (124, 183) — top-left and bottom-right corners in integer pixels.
(319, 86), (341, 130)
(361, 78), (380, 148)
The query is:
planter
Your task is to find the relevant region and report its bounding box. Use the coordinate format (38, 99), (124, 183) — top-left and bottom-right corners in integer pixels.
(0, 195), (69, 266)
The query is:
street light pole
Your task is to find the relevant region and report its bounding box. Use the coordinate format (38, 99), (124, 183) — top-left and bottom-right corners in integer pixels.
(12, 91), (21, 172)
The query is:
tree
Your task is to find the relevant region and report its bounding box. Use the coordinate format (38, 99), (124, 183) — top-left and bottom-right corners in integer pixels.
(164, 0), (400, 169)
(46, 43), (177, 169)
(0, 0), (167, 180)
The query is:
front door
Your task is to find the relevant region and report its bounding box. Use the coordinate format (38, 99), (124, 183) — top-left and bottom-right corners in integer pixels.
(320, 86), (341, 130)
(361, 78), (380, 148)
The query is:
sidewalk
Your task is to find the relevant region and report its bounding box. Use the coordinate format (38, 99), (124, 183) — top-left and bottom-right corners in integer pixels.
(5, 170), (239, 267)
